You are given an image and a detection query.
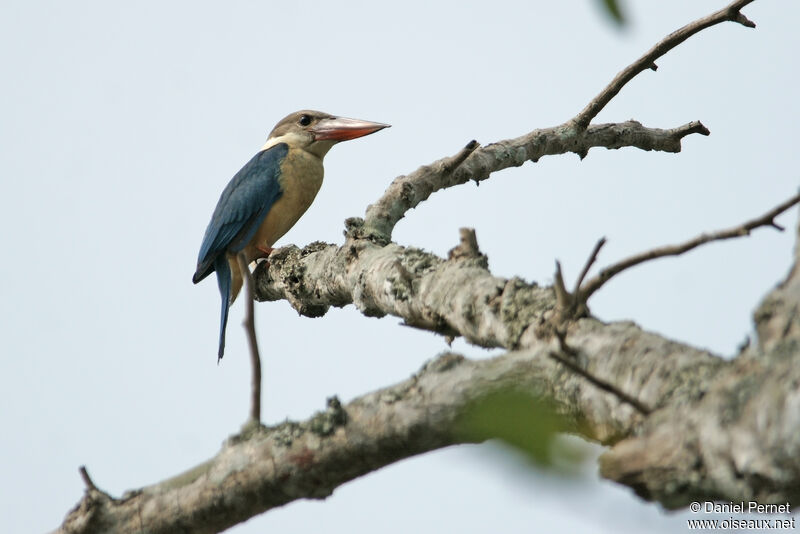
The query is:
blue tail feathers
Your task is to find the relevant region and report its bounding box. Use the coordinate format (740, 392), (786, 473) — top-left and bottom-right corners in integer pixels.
(214, 256), (231, 361)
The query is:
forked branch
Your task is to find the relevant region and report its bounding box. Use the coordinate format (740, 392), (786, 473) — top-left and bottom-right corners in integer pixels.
(572, 0), (756, 129)
(362, 0), (756, 242)
(578, 192), (800, 303)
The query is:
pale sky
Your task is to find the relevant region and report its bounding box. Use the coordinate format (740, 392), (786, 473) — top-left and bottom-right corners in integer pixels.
(2, 1), (798, 533)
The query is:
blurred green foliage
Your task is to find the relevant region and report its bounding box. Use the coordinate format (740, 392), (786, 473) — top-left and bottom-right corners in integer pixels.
(455, 389), (588, 474)
(599, 0), (626, 26)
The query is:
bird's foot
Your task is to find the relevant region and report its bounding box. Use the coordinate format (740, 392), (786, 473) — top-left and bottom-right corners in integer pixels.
(255, 245), (274, 259)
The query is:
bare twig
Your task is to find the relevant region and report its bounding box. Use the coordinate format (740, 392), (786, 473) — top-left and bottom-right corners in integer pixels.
(579, 193), (800, 303)
(572, 0), (756, 129)
(574, 237), (607, 293)
(551, 244), (606, 324)
(553, 260), (570, 311)
(79, 465), (99, 492)
(237, 252), (262, 423)
(548, 351), (652, 415)
(550, 330), (652, 415)
(78, 465), (115, 500)
(447, 227), (485, 263)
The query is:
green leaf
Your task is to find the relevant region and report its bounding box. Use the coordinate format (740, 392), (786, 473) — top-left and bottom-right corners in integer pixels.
(599, 0), (626, 26)
(455, 389), (587, 473)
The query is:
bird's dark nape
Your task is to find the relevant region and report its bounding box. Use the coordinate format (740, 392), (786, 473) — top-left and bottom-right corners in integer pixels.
(214, 256), (232, 361)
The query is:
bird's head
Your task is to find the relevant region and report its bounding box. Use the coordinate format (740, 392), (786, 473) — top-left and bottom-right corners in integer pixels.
(263, 110), (390, 158)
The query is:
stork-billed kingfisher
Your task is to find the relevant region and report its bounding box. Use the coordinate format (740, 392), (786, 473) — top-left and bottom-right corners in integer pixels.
(193, 110), (389, 359)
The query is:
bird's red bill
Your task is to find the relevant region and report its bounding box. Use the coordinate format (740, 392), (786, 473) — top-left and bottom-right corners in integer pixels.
(312, 116), (390, 141)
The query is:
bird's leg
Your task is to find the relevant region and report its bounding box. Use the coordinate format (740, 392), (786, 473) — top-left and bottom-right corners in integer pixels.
(255, 245), (274, 258)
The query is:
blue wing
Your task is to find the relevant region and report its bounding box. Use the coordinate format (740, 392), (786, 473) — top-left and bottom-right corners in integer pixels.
(193, 142), (289, 283)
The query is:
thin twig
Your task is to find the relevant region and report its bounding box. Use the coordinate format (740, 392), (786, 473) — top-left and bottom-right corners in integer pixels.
(579, 193), (800, 303)
(361, 3), (754, 243)
(79, 465), (98, 492)
(553, 260), (570, 310)
(548, 352), (652, 415)
(574, 237), (607, 293)
(572, 0), (756, 129)
(237, 252), (262, 423)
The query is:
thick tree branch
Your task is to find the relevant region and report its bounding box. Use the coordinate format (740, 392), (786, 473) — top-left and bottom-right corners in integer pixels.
(600, 211), (800, 507)
(753, 207), (800, 355)
(252, 198), (800, 512)
(256, 228), (562, 350)
(56, 321), (726, 534)
(258, 190), (799, 352)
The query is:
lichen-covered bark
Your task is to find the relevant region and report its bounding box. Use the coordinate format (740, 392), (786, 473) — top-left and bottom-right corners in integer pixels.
(251, 205), (800, 512)
(753, 220), (800, 357)
(255, 234), (554, 350)
(53, 321), (725, 534)
(600, 217), (800, 508)
(254, 229), (729, 444)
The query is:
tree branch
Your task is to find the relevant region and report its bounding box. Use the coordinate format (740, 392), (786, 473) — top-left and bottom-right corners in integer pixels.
(572, 0), (755, 129)
(256, 230), (560, 350)
(362, 2), (757, 243)
(600, 223), (800, 506)
(548, 351), (652, 416)
(56, 323), (727, 534)
(363, 120), (709, 243)
(574, 237), (607, 294)
(578, 192), (800, 303)
(259, 192), (799, 350)
(55, 2), (800, 531)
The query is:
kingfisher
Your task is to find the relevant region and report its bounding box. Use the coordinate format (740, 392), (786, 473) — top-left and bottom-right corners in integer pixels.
(193, 110), (389, 359)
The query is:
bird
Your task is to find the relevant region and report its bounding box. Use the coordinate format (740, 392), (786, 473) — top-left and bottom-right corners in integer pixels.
(192, 110), (390, 360)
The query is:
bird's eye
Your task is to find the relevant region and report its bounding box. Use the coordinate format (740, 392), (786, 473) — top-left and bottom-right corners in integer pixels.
(298, 114), (312, 127)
